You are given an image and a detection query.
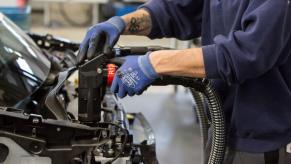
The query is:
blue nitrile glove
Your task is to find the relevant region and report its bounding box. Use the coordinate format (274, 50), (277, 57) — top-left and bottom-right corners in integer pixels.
(111, 53), (159, 98)
(77, 16), (125, 65)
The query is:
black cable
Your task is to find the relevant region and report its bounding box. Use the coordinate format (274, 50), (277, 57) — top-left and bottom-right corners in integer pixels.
(190, 90), (210, 164)
(110, 52), (226, 164)
(190, 80), (226, 164)
(154, 76), (226, 164)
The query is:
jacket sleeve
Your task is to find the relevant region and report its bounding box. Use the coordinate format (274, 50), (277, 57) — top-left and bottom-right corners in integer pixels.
(139, 0), (204, 40)
(203, 0), (291, 85)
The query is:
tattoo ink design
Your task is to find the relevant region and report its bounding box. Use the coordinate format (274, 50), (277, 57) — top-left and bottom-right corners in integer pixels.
(128, 14), (150, 34)
(129, 18), (140, 33)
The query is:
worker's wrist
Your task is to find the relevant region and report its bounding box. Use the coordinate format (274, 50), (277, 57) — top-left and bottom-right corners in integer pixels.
(149, 50), (178, 75)
(148, 51), (161, 75)
(149, 48), (206, 78)
(107, 16), (126, 34)
(139, 52), (159, 79)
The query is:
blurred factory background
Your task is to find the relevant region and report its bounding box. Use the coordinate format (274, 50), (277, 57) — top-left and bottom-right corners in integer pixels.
(0, 1), (202, 163)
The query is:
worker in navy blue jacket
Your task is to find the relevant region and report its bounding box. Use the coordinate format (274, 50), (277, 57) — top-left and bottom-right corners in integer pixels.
(78, 0), (291, 163)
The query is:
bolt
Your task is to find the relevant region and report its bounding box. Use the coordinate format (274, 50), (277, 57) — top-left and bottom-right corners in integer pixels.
(32, 118), (39, 124)
(108, 149), (114, 155)
(102, 130), (107, 138)
(93, 148), (102, 156)
(97, 68), (103, 74)
(32, 128), (36, 137)
(106, 140), (112, 148)
(29, 142), (43, 154)
(37, 40), (42, 45)
(56, 127), (61, 132)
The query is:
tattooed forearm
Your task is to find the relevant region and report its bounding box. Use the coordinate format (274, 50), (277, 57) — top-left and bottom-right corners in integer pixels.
(128, 14), (151, 34)
(122, 9), (152, 36)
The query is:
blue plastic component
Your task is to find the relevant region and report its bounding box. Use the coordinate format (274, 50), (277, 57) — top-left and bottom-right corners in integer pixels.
(0, 6), (31, 31)
(115, 5), (138, 16)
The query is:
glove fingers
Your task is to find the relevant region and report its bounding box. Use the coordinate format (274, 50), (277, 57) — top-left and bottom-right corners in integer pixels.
(103, 42), (111, 55)
(109, 30), (119, 47)
(77, 39), (89, 65)
(117, 84), (127, 98)
(110, 76), (119, 93)
(127, 89), (135, 97)
(136, 85), (149, 95)
(103, 33), (118, 54)
(87, 33), (101, 60)
(136, 90), (144, 96)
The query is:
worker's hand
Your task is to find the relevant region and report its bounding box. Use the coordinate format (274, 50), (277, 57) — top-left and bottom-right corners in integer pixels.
(111, 53), (159, 98)
(77, 16), (125, 65)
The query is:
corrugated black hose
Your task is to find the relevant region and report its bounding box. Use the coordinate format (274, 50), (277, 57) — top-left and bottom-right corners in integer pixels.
(110, 47), (226, 164)
(190, 89), (210, 164)
(194, 80), (225, 164)
(154, 77), (226, 164)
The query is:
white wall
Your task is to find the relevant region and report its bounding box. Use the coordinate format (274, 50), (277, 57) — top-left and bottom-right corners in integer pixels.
(0, 0), (18, 7)
(29, 1), (43, 10)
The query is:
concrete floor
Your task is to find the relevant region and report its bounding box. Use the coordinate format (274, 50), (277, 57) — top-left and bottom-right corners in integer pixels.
(30, 13), (203, 164)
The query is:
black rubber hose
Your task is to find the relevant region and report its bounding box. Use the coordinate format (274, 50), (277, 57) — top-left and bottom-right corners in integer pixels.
(190, 90), (210, 164)
(110, 52), (226, 164)
(154, 77), (226, 164)
(192, 80), (225, 164)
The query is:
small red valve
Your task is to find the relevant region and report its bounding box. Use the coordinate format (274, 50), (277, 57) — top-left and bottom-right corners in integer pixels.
(106, 64), (117, 86)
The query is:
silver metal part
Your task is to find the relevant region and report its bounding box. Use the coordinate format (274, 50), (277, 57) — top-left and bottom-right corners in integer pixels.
(94, 156), (130, 164)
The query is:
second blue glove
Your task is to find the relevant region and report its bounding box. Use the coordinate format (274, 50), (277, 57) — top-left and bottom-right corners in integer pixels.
(77, 16), (125, 65)
(111, 53), (159, 98)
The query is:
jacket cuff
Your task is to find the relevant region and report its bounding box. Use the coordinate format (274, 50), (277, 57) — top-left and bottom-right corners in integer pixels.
(202, 44), (220, 79)
(138, 2), (162, 39)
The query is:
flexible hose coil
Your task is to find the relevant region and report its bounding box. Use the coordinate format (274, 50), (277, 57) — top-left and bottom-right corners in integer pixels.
(190, 90), (210, 164)
(189, 80), (225, 164)
(108, 47), (226, 163)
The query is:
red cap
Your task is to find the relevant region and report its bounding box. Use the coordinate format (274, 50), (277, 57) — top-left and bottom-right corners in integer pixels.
(106, 64), (117, 86)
